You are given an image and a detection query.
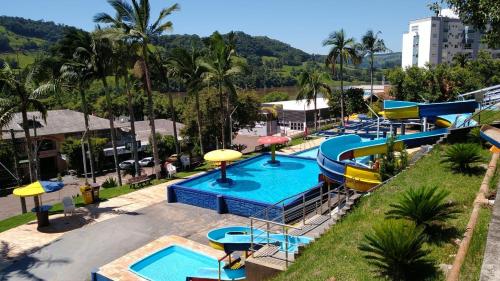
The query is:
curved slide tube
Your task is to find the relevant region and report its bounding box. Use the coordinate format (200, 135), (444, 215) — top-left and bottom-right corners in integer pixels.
(207, 226), (312, 254)
(381, 100), (478, 121)
(480, 125), (500, 151)
(317, 129), (449, 192)
(188, 267), (246, 281)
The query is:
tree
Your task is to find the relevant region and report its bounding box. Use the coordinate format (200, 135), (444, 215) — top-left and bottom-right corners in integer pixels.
(386, 186), (459, 231)
(323, 29), (361, 127)
(59, 30), (98, 182)
(444, 0), (500, 48)
(452, 52), (469, 67)
(169, 46), (207, 154)
(344, 88), (366, 116)
(95, 0), (180, 179)
(262, 91), (289, 103)
(361, 30), (387, 106)
(0, 62), (55, 181)
(359, 220), (433, 281)
(202, 31), (245, 148)
(146, 133), (176, 160)
(427, 2), (441, 17)
(296, 69), (331, 131)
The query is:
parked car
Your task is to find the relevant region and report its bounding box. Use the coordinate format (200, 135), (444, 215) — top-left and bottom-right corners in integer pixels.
(119, 160), (135, 170)
(139, 157), (154, 167)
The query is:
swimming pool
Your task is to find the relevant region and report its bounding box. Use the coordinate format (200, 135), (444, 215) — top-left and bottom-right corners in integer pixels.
(129, 245), (244, 281)
(168, 154), (322, 217)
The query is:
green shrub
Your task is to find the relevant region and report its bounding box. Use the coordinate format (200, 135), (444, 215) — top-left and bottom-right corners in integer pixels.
(380, 135), (408, 180)
(359, 220), (433, 281)
(102, 177), (117, 189)
(441, 143), (482, 172)
(386, 186), (459, 230)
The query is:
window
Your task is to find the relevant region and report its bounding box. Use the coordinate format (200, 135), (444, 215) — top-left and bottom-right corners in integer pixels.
(290, 122), (304, 131)
(433, 33), (437, 38)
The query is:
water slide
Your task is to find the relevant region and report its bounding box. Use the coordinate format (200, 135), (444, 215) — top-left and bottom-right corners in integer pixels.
(480, 125), (500, 150)
(188, 267), (246, 281)
(207, 226), (312, 253)
(317, 100), (479, 192)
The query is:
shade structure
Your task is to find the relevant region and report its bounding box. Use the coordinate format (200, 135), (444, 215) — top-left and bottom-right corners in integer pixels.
(204, 149), (242, 183)
(258, 136), (288, 164)
(13, 181), (64, 197)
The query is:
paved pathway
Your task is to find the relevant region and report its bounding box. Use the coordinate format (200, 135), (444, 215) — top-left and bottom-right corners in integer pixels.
(480, 176), (500, 280)
(0, 197), (247, 281)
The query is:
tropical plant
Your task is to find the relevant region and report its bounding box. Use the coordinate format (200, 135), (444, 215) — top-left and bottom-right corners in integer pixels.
(379, 135), (408, 180)
(441, 143), (482, 172)
(427, 2), (441, 17)
(169, 46), (207, 154)
(386, 186), (459, 230)
(95, 0), (180, 179)
(0, 62), (56, 182)
(202, 31), (245, 148)
(296, 69), (331, 131)
(361, 30), (388, 105)
(323, 29), (361, 126)
(359, 220), (433, 281)
(452, 52), (469, 67)
(102, 177), (118, 188)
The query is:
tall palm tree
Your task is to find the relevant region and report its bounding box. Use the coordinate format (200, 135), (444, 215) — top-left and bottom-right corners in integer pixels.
(296, 69), (331, 132)
(323, 29), (361, 127)
(0, 63), (55, 182)
(94, 0), (180, 179)
(149, 50), (181, 156)
(202, 32), (244, 149)
(60, 54), (98, 183)
(452, 52), (469, 67)
(169, 46), (207, 154)
(361, 30), (387, 106)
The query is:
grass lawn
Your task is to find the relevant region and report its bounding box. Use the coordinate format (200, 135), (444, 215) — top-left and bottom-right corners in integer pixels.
(475, 110), (500, 125)
(274, 144), (498, 281)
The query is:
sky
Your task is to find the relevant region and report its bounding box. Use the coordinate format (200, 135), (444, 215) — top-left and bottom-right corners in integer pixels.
(1, 0), (438, 54)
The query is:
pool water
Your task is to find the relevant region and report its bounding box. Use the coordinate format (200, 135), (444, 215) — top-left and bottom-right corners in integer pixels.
(129, 245), (243, 281)
(180, 154), (320, 204)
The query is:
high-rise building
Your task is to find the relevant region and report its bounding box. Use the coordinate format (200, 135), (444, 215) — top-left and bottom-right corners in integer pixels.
(401, 9), (500, 68)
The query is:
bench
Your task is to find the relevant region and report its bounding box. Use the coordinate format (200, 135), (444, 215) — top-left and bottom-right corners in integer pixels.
(127, 175), (151, 189)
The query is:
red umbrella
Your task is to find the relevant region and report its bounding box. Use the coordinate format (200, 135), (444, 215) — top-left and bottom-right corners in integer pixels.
(258, 136), (289, 163)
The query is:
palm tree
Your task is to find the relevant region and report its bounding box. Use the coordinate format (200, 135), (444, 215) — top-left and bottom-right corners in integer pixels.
(94, 0), (180, 179)
(452, 52), (469, 67)
(427, 2), (441, 17)
(359, 220), (433, 280)
(296, 69), (331, 132)
(361, 30), (387, 106)
(386, 186), (459, 230)
(60, 54), (98, 183)
(0, 62), (55, 182)
(323, 29), (361, 127)
(202, 31), (244, 149)
(149, 50), (181, 156)
(441, 143), (483, 172)
(169, 46), (207, 154)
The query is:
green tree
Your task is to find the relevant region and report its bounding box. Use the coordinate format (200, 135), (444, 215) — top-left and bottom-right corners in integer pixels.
(168, 47), (207, 154)
(202, 31), (245, 148)
(386, 186), (459, 231)
(61, 137), (108, 173)
(344, 88), (366, 116)
(386, 67), (406, 100)
(452, 52), (469, 68)
(444, 0), (500, 48)
(95, 0), (180, 179)
(359, 220), (433, 281)
(361, 30), (388, 106)
(0, 62), (55, 181)
(323, 29), (361, 126)
(146, 133), (176, 160)
(427, 2), (441, 17)
(296, 69), (331, 131)
(262, 91), (289, 103)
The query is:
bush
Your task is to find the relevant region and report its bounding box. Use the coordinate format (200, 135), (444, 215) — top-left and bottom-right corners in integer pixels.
(386, 186), (459, 230)
(380, 136), (408, 180)
(262, 91), (289, 102)
(441, 143), (482, 172)
(101, 177), (117, 189)
(359, 220), (433, 280)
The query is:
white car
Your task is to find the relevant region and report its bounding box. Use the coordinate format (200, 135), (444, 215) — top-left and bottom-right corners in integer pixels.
(139, 157), (154, 167)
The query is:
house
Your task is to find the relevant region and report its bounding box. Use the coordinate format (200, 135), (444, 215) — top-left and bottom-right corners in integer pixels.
(1, 109), (118, 180)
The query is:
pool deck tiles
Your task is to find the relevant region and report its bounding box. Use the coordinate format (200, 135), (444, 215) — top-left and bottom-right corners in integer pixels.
(97, 235), (227, 281)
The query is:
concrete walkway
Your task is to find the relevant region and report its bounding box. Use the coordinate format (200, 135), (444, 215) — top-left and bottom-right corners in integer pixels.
(0, 201), (247, 281)
(479, 176), (500, 281)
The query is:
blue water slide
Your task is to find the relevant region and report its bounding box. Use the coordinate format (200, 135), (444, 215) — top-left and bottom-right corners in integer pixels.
(189, 267), (246, 281)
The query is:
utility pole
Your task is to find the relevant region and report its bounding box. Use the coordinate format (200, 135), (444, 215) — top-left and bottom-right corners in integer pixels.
(229, 106), (238, 148)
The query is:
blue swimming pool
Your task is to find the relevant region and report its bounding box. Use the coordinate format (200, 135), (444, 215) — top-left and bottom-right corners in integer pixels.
(129, 245), (245, 281)
(168, 154), (322, 217)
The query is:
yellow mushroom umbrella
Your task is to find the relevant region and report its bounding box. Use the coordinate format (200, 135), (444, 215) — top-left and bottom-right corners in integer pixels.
(204, 149), (242, 183)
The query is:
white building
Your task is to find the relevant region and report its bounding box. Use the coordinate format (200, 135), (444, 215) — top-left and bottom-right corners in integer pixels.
(402, 9), (500, 68)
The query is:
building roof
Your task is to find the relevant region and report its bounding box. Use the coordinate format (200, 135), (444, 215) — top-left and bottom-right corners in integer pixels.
(264, 97), (330, 111)
(117, 119), (185, 144)
(1, 109), (115, 139)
